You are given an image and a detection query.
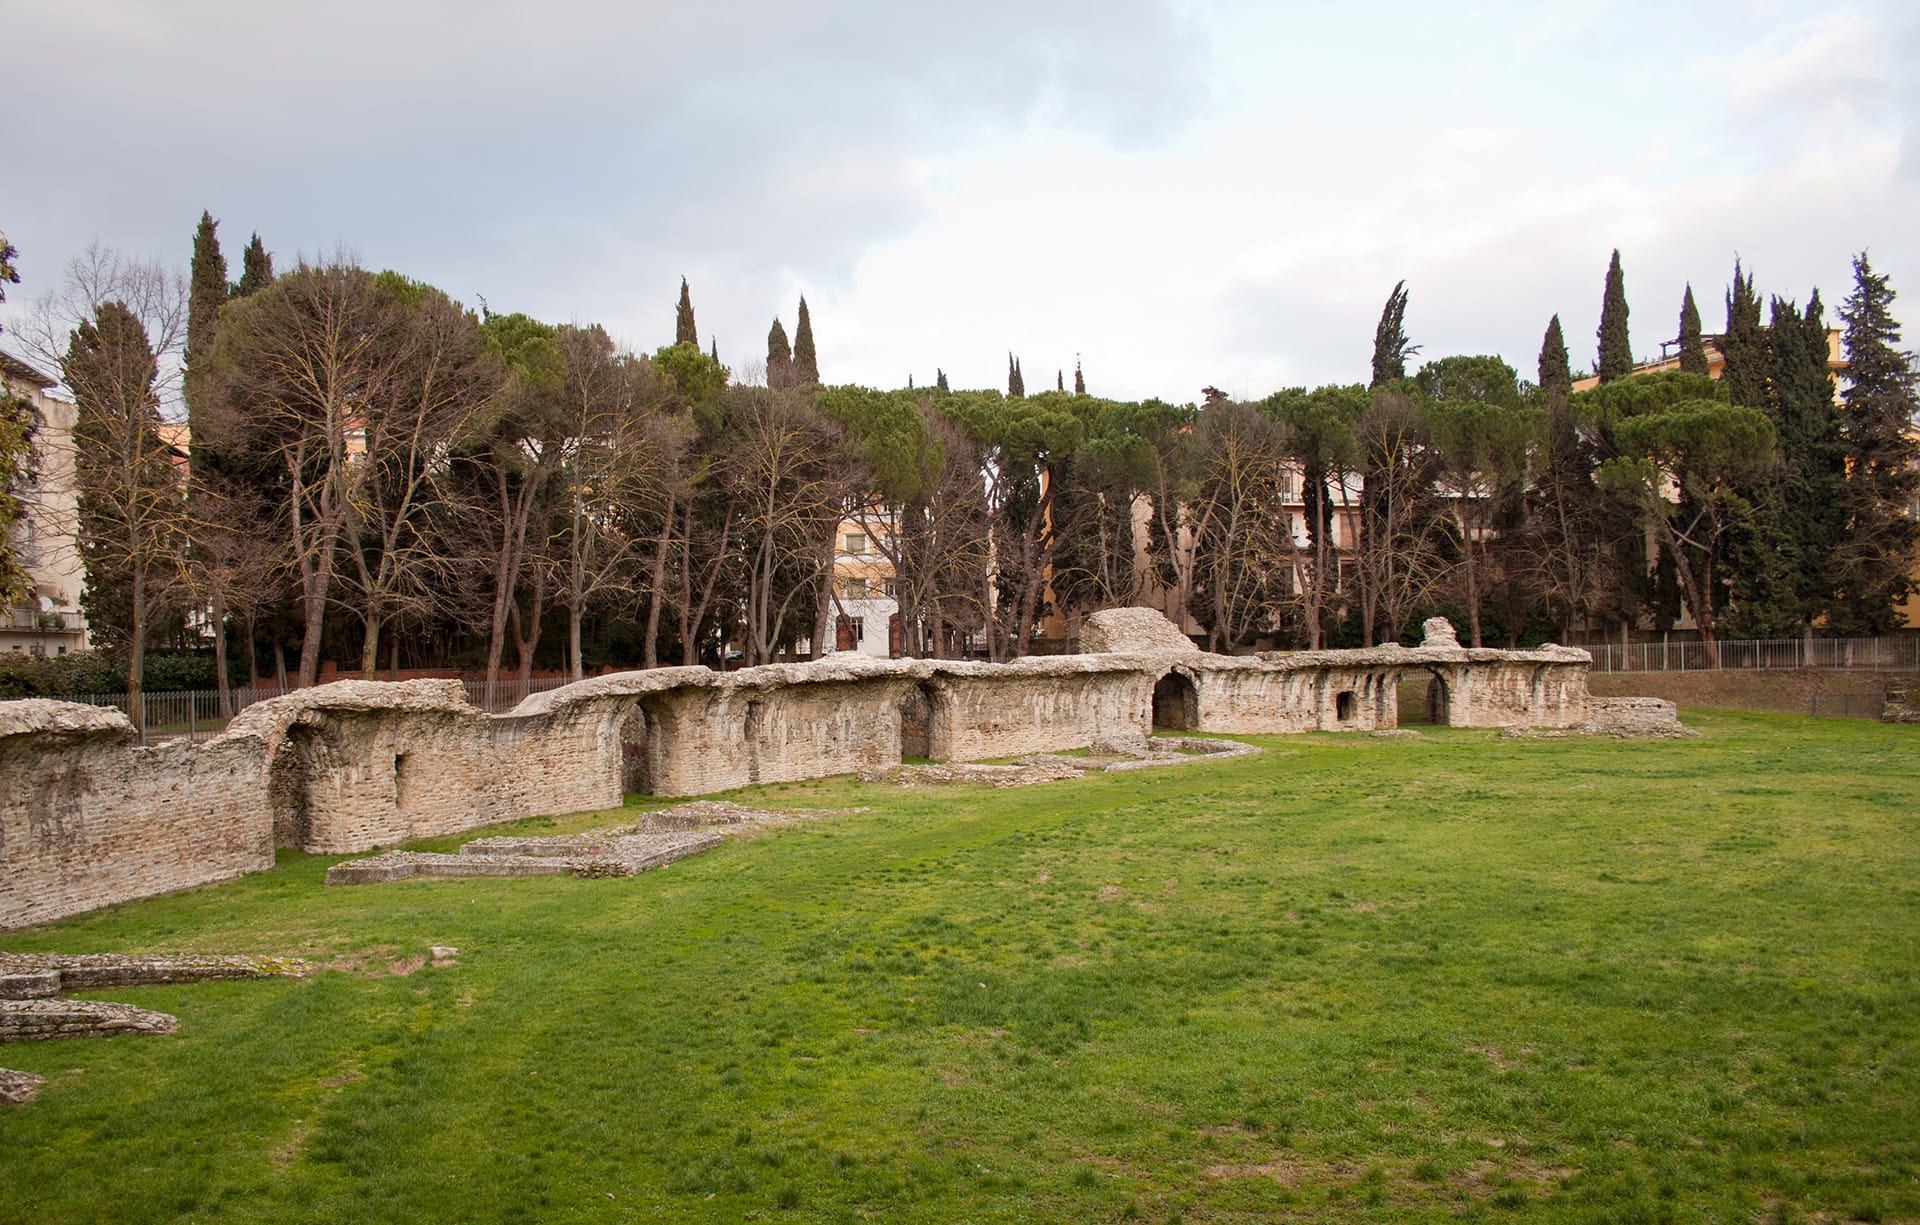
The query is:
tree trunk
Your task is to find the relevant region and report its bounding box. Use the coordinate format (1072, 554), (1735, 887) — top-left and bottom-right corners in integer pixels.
(127, 557), (146, 735)
(569, 605), (585, 682)
(359, 604), (382, 679)
(211, 590), (233, 718)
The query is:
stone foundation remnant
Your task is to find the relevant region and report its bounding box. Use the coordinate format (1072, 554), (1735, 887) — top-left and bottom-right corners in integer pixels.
(325, 800), (860, 885)
(4, 610), (1635, 930)
(0, 952), (311, 1103)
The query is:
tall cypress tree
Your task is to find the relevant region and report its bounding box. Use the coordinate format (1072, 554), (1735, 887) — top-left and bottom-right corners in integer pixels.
(1008, 357), (1024, 398)
(936, 368), (949, 393)
(186, 211), (228, 375)
(236, 234), (273, 297)
(1056, 370), (1064, 392)
(792, 296), (819, 384)
(766, 317), (792, 388)
(1538, 314), (1570, 395)
(675, 277), (697, 347)
(709, 336), (720, 365)
(1767, 292), (1845, 627)
(184, 212), (230, 483)
(1831, 253), (1920, 633)
(1370, 280), (1417, 387)
(1073, 359), (1085, 396)
(1677, 284), (1708, 375)
(1720, 261), (1767, 409)
(1596, 250), (1632, 383)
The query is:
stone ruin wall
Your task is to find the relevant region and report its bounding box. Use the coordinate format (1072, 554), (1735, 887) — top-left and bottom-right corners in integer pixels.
(0, 612), (1594, 930)
(0, 704), (273, 930)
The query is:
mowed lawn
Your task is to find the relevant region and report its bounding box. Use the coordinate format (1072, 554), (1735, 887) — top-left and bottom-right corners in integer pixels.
(1, 711), (1915, 1224)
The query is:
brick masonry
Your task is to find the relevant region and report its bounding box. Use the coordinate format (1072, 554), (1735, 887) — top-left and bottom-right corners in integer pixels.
(1, 612), (1602, 930)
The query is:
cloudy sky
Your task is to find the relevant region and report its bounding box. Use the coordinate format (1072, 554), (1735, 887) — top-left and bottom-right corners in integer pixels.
(4, 0), (1916, 402)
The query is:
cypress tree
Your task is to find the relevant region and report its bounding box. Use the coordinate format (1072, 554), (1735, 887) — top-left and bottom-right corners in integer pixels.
(1677, 284), (1708, 375)
(710, 336), (719, 365)
(1074, 359), (1085, 396)
(791, 296), (819, 384)
(1831, 253), (1920, 633)
(186, 211), (228, 375)
(184, 212), (230, 483)
(1370, 280), (1417, 387)
(1538, 314), (1570, 395)
(766, 317), (792, 388)
(1767, 292), (1846, 627)
(1596, 250), (1632, 382)
(235, 234), (273, 297)
(1008, 357), (1024, 398)
(1721, 261), (1768, 409)
(936, 368), (949, 393)
(1056, 369), (1064, 392)
(675, 277), (697, 347)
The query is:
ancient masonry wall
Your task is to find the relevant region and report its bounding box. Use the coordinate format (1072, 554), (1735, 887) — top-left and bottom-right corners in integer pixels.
(0, 612), (1594, 930)
(0, 703), (273, 930)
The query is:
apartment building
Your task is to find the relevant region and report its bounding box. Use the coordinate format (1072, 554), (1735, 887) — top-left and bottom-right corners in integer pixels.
(1, 353), (88, 656)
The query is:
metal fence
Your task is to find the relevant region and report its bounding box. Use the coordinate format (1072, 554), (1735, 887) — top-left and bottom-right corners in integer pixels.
(1588, 636), (1920, 673)
(4, 675), (576, 744)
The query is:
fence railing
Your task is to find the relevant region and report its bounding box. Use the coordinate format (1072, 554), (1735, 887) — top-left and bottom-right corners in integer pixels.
(1588, 636), (1920, 674)
(2, 675), (576, 745)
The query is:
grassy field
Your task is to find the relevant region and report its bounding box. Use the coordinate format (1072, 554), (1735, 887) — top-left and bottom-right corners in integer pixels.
(1, 709), (1915, 1224)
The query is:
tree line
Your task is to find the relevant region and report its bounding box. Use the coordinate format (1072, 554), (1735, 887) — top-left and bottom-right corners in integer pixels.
(3, 219), (1917, 719)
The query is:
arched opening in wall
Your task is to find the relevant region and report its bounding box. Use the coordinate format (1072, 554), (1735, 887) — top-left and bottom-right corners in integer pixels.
(618, 703), (652, 795)
(1424, 673), (1452, 725)
(899, 683), (934, 761)
(267, 724), (321, 850)
(1152, 671), (1198, 732)
(1335, 690), (1357, 723)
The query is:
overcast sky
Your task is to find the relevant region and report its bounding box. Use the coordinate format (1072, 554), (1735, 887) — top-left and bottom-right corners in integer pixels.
(4, 0), (1916, 402)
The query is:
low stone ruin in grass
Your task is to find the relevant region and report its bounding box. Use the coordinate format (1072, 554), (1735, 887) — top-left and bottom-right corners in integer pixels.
(0, 953), (312, 1104)
(324, 800), (865, 886)
(858, 734), (1261, 788)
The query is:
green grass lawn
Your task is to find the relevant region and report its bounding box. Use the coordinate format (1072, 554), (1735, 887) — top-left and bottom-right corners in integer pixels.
(2, 709), (1915, 1224)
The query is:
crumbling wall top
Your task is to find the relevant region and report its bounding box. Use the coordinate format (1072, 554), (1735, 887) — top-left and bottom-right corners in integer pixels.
(0, 700), (133, 742)
(1081, 607), (1200, 655)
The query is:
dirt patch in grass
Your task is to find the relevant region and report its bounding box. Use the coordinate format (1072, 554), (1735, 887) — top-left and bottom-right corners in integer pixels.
(323, 945), (427, 977)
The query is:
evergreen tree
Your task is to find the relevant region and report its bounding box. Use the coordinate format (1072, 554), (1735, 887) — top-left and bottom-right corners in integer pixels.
(710, 336), (719, 365)
(185, 212), (230, 487)
(1538, 314), (1570, 394)
(1677, 284), (1708, 375)
(1596, 249), (1632, 382)
(1007, 353), (1025, 397)
(1370, 280), (1417, 387)
(1722, 283), (1840, 637)
(766, 317), (792, 388)
(675, 277), (697, 347)
(1074, 359), (1085, 396)
(1720, 261), (1767, 409)
(186, 211), (228, 374)
(936, 368), (949, 393)
(236, 234), (273, 297)
(792, 296), (819, 384)
(1831, 253), (1920, 633)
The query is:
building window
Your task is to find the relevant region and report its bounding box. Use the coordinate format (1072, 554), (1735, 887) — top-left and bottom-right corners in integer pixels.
(844, 578), (869, 599)
(849, 617), (864, 642)
(843, 532), (867, 553)
(881, 578), (898, 599)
